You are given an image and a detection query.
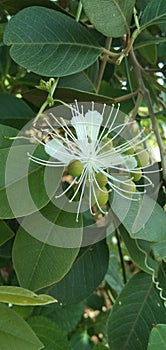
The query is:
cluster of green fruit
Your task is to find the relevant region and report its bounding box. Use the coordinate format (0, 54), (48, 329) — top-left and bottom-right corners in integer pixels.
(67, 147), (149, 208)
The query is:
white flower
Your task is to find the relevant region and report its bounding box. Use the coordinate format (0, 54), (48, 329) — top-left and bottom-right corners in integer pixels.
(28, 101), (156, 221)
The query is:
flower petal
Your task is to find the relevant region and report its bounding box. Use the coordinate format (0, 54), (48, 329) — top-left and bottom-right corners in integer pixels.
(71, 115), (88, 142)
(84, 110), (103, 142)
(44, 139), (73, 164)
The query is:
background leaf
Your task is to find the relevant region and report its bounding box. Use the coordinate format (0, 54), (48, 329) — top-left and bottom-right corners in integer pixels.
(27, 316), (72, 350)
(4, 6), (102, 77)
(0, 145), (62, 218)
(46, 240), (109, 304)
(107, 272), (166, 350)
(0, 304), (43, 350)
(141, 0), (166, 31)
(0, 220), (14, 246)
(12, 225), (80, 291)
(0, 93), (35, 128)
(82, 0), (135, 37)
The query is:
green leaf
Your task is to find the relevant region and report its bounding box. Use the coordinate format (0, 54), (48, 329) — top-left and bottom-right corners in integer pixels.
(0, 145), (62, 218)
(38, 302), (85, 335)
(12, 226), (80, 291)
(0, 124), (18, 149)
(92, 345), (109, 350)
(0, 220), (14, 246)
(47, 240), (109, 304)
(105, 250), (124, 294)
(0, 286), (57, 305)
(1, 0), (63, 15)
(23, 87), (114, 109)
(82, 0), (135, 37)
(28, 316), (72, 350)
(0, 93), (35, 128)
(59, 61), (99, 92)
(107, 272), (166, 350)
(0, 304), (43, 350)
(4, 6), (102, 77)
(70, 329), (93, 350)
(111, 195), (166, 241)
(148, 324), (166, 350)
(120, 225), (158, 274)
(138, 44), (157, 65)
(141, 0), (166, 31)
(152, 241), (166, 261)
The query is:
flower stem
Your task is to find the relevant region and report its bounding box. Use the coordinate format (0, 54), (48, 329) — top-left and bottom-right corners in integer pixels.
(129, 48), (166, 181)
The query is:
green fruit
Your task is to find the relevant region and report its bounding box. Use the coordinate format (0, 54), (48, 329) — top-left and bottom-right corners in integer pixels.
(120, 180), (136, 194)
(135, 149), (149, 168)
(68, 160), (83, 177)
(100, 137), (113, 152)
(123, 147), (135, 155)
(97, 186), (109, 206)
(131, 169), (142, 182)
(96, 172), (108, 186)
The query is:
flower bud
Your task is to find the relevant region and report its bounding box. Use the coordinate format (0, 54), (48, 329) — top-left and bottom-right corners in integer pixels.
(68, 160), (83, 177)
(96, 172), (108, 186)
(120, 180), (136, 194)
(100, 137), (113, 152)
(131, 169), (142, 182)
(97, 186), (109, 206)
(135, 149), (149, 167)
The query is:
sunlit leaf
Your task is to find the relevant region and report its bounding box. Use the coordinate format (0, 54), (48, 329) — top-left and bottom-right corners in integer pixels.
(0, 286), (57, 305)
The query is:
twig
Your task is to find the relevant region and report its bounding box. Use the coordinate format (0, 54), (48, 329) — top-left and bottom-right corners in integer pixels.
(95, 37), (112, 93)
(129, 48), (166, 181)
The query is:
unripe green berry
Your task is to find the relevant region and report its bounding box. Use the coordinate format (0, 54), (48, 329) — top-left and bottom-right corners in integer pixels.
(131, 169), (142, 182)
(68, 160), (83, 177)
(135, 149), (149, 168)
(100, 137), (113, 152)
(120, 180), (136, 194)
(97, 186), (109, 206)
(96, 172), (108, 186)
(124, 147), (135, 155)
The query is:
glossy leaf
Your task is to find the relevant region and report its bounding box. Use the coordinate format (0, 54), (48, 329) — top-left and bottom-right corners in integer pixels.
(152, 240), (166, 261)
(120, 225), (158, 274)
(82, 0), (135, 37)
(38, 302), (85, 335)
(107, 272), (166, 350)
(12, 218), (81, 290)
(0, 145), (62, 218)
(0, 124), (18, 149)
(112, 195), (166, 241)
(4, 6), (102, 77)
(0, 286), (57, 305)
(92, 345), (109, 350)
(28, 316), (72, 350)
(0, 304), (43, 350)
(47, 240), (109, 304)
(59, 61), (99, 92)
(0, 220), (14, 246)
(141, 0), (166, 31)
(148, 324), (166, 350)
(0, 93), (35, 128)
